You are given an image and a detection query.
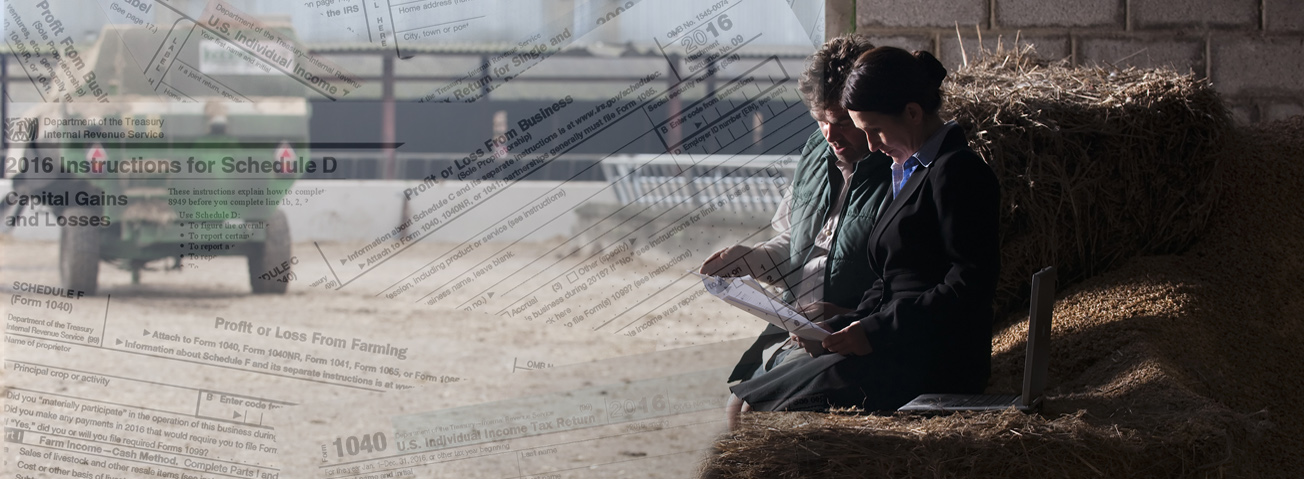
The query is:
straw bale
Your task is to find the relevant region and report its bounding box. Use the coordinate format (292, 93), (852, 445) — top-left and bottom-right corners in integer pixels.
(701, 407), (1247, 479)
(700, 48), (1304, 477)
(944, 44), (1231, 315)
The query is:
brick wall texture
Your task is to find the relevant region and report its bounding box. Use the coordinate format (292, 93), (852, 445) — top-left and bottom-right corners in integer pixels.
(851, 0), (1304, 123)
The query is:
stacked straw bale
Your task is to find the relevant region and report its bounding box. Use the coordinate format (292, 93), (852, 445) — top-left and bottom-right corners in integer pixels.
(701, 50), (1304, 478)
(945, 44), (1231, 316)
(701, 408), (1246, 478)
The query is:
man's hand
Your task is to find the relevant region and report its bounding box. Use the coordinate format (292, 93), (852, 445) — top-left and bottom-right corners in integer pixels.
(798, 302), (853, 322)
(822, 321), (873, 356)
(699, 245), (754, 276)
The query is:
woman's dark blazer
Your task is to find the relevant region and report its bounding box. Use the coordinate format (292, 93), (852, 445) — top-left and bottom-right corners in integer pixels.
(731, 125), (1000, 411)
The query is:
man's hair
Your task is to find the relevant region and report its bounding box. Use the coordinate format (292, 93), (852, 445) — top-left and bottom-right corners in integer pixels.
(798, 34), (877, 114)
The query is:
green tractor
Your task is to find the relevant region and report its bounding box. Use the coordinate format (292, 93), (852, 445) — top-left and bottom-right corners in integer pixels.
(6, 24), (310, 295)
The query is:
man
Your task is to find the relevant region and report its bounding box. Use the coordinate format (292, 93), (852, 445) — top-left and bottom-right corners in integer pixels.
(696, 34), (893, 429)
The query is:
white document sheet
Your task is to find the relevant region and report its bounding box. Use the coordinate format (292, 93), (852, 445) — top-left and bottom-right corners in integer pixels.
(692, 273), (829, 341)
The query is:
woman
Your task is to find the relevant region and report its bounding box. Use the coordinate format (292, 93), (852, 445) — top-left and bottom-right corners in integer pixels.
(727, 47), (1000, 417)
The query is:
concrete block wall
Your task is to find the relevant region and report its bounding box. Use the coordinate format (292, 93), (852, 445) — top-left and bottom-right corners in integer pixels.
(828, 0), (1304, 124)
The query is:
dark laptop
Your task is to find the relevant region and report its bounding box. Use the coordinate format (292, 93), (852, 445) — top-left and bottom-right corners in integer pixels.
(898, 266), (1056, 413)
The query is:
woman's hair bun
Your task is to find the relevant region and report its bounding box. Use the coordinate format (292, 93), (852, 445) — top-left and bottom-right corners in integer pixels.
(841, 46), (948, 115)
(913, 50), (947, 87)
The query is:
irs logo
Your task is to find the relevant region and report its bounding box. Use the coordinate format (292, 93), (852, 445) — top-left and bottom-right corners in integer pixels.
(5, 118), (37, 142)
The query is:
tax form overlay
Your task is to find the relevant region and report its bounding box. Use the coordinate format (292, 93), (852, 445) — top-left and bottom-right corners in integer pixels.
(271, 340), (744, 479)
(2, 0), (823, 477)
(1, 292), (647, 479)
(326, 0), (822, 348)
(3, 0), (362, 102)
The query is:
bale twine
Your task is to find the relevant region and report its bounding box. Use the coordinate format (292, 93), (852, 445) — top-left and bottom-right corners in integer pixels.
(945, 44), (1231, 316)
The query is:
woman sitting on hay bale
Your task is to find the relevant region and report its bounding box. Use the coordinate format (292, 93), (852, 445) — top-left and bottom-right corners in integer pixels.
(728, 47), (1001, 421)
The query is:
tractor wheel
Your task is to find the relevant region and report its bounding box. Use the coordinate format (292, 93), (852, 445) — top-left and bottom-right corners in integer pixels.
(247, 209), (291, 294)
(59, 206), (101, 295)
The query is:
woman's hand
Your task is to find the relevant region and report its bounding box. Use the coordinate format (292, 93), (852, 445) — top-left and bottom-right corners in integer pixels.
(822, 321), (873, 356)
(698, 245), (753, 276)
(790, 321), (834, 357)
